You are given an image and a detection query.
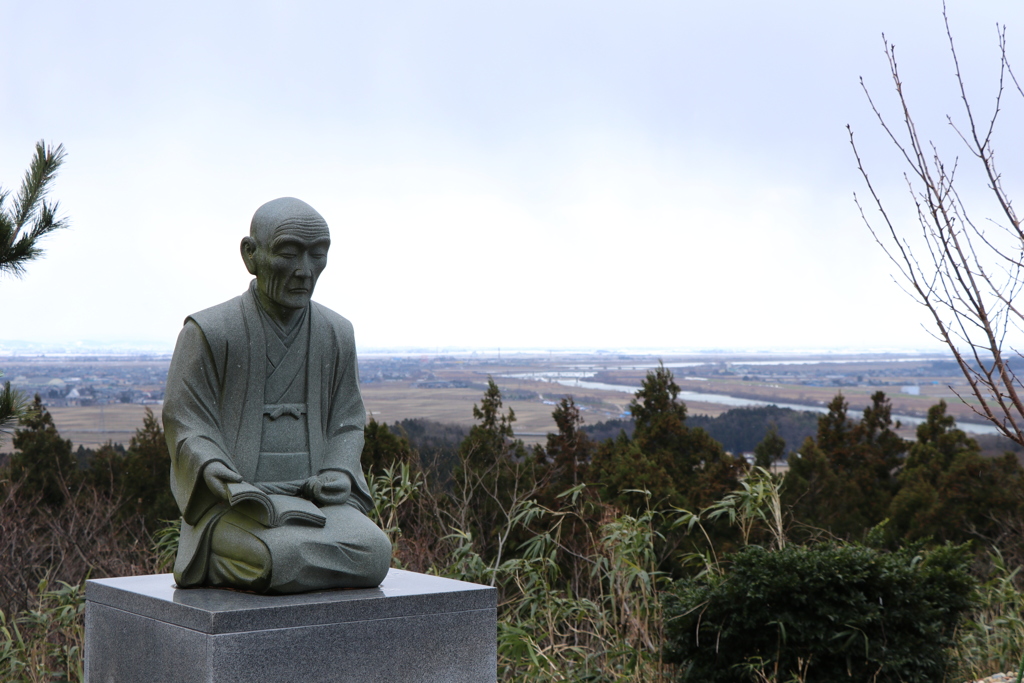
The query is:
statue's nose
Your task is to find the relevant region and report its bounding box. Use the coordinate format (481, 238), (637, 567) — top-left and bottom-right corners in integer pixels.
(294, 254), (314, 278)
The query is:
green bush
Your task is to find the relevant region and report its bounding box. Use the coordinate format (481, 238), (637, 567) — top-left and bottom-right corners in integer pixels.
(663, 542), (975, 683)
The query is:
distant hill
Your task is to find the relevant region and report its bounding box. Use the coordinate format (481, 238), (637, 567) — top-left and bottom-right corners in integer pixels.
(585, 406), (819, 458)
(688, 406), (819, 457)
(583, 418), (635, 443)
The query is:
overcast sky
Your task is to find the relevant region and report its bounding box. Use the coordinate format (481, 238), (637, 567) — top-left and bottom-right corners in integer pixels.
(2, 0), (1024, 353)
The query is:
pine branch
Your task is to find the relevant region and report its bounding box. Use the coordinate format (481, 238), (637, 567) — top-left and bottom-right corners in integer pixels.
(26, 198), (69, 242)
(13, 141), (66, 229)
(0, 140), (68, 277)
(0, 380), (28, 434)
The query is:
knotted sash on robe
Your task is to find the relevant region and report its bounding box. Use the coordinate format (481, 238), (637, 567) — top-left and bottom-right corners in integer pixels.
(163, 282), (371, 586)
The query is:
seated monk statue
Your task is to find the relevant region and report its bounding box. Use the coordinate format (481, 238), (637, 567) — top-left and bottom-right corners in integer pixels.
(163, 197), (391, 594)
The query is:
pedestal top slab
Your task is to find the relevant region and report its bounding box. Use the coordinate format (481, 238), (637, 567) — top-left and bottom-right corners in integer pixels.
(86, 569), (495, 635)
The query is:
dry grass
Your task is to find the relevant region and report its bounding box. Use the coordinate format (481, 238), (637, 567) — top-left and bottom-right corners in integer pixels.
(0, 480), (160, 617)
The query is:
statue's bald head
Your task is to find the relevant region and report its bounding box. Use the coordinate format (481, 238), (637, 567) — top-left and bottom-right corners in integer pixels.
(249, 197), (330, 246)
(241, 197), (332, 320)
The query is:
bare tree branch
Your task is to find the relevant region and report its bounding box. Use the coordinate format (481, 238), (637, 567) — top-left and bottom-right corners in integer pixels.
(850, 4), (1024, 446)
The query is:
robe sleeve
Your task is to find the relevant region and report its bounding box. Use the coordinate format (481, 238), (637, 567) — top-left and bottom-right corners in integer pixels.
(163, 320), (237, 525)
(322, 317), (372, 514)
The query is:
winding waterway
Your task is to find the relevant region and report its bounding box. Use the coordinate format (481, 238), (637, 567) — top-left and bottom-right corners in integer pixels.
(501, 372), (1002, 436)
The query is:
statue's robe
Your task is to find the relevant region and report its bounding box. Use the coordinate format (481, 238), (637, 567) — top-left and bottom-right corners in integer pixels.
(163, 282), (390, 593)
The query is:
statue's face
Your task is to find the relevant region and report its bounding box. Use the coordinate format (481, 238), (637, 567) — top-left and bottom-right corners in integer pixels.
(250, 224), (331, 310)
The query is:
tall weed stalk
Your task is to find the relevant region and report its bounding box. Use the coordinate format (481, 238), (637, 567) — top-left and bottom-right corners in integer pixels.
(949, 551), (1024, 682)
(0, 579), (85, 683)
(430, 482), (670, 682)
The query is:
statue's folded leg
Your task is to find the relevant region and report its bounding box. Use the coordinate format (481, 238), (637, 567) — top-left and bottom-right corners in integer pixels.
(259, 503), (392, 594)
(208, 509), (273, 593)
(205, 503), (391, 594)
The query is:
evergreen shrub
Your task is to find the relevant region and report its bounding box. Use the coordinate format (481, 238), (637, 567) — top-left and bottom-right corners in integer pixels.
(663, 542), (975, 682)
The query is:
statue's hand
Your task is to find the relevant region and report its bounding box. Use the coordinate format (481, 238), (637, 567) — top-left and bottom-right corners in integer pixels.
(303, 471), (351, 506)
(203, 461), (243, 502)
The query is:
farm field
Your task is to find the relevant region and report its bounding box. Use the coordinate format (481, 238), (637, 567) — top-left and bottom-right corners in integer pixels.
(1, 403), (159, 450)
(360, 379), (729, 445)
(1, 349), (994, 450)
(13, 383), (725, 450)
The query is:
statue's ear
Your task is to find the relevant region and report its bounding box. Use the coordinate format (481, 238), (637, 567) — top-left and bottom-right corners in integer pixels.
(240, 237), (259, 276)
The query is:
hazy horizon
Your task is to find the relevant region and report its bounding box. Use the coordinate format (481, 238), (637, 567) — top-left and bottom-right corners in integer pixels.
(0, 338), (953, 358)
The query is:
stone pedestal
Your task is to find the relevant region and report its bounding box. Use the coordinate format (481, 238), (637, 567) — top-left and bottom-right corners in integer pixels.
(84, 569), (497, 683)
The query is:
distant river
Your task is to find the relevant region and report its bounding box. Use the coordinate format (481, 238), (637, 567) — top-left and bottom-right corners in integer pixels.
(501, 372), (1002, 436)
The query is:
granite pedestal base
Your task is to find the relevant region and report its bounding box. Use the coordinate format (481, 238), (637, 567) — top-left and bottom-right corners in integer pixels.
(84, 569), (496, 683)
